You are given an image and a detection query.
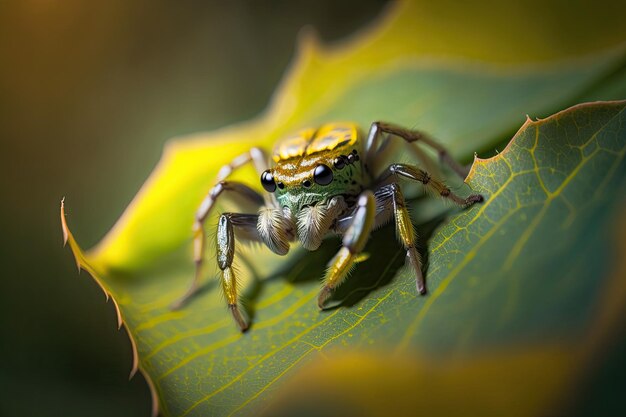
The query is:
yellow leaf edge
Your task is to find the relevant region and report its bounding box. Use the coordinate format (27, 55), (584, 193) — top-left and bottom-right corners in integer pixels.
(60, 199), (160, 417)
(467, 100), (626, 183)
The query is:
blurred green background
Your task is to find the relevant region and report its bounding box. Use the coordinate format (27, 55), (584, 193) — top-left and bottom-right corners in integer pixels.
(0, 1), (388, 415)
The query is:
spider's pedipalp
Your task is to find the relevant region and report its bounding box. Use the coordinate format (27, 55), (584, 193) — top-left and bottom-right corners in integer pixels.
(257, 207), (295, 255)
(297, 196), (347, 250)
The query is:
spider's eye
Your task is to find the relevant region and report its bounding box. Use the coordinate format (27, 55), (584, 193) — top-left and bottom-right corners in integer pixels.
(333, 157), (345, 170)
(260, 170), (277, 192)
(313, 164), (333, 186)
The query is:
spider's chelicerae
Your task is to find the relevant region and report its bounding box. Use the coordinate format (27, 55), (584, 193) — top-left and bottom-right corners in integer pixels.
(172, 122), (484, 331)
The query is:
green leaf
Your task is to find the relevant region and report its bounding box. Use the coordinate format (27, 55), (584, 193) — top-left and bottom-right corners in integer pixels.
(61, 3), (626, 416)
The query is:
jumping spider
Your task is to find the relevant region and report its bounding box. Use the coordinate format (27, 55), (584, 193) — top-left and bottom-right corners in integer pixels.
(172, 122), (483, 331)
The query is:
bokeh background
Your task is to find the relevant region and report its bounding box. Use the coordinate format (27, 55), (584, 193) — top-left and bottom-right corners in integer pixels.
(0, 1), (388, 416)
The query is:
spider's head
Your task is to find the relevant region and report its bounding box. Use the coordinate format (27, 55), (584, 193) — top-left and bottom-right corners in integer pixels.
(261, 149), (363, 212)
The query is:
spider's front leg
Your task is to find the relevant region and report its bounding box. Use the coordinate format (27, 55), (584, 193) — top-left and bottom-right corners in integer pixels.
(213, 206), (295, 332)
(206, 208), (295, 331)
(215, 212), (261, 332)
(318, 192), (376, 309)
(172, 148), (271, 310)
(171, 181), (264, 310)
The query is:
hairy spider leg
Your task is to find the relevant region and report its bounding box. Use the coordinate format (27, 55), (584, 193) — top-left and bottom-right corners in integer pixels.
(171, 181), (265, 310)
(173, 148), (271, 310)
(216, 212), (266, 332)
(318, 191), (376, 309)
(373, 183), (425, 294)
(186, 198), (296, 332)
(378, 164), (483, 207)
(365, 121), (471, 180)
(373, 164), (483, 294)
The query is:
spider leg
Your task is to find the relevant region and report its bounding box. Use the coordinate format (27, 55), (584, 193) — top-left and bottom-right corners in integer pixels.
(318, 192), (376, 309)
(219, 207), (295, 331)
(369, 164), (482, 295)
(215, 212), (266, 332)
(171, 181), (264, 310)
(365, 121), (470, 179)
(377, 163), (483, 207)
(174, 148), (272, 311)
(215, 147), (271, 185)
(375, 183), (426, 294)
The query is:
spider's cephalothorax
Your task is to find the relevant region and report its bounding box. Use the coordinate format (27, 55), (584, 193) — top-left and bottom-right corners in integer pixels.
(172, 122), (484, 331)
(269, 124), (365, 212)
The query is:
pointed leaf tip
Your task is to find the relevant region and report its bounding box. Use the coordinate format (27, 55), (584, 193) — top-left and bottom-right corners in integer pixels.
(296, 24), (321, 54)
(60, 197), (69, 247)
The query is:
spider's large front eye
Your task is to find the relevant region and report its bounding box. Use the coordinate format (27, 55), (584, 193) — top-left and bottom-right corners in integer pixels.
(260, 170), (276, 192)
(313, 164), (333, 186)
